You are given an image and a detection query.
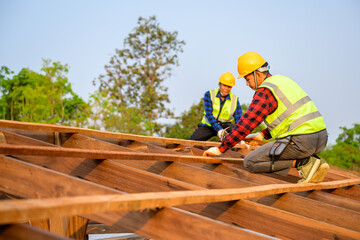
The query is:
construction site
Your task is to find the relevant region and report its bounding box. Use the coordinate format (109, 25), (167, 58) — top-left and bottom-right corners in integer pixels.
(0, 119), (359, 240)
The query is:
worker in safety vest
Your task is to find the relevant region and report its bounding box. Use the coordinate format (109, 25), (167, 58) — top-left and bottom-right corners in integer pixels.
(204, 52), (329, 183)
(189, 72), (243, 141)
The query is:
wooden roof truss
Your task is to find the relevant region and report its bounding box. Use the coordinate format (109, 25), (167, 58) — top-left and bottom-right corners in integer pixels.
(0, 120), (359, 240)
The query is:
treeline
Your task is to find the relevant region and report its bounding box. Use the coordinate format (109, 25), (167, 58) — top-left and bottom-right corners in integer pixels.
(1, 16), (184, 136)
(0, 16), (358, 172)
(319, 123), (360, 172)
(0, 62), (89, 126)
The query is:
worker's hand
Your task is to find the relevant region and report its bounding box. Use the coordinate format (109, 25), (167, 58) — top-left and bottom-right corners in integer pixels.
(203, 147), (221, 157)
(217, 129), (225, 139)
(245, 132), (264, 146)
(245, 132), (264, 141)
(240, 140), (251, 149)
(217, 128), (229, 141)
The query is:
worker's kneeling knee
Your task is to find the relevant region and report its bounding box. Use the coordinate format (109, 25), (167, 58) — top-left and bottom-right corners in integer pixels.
(243, 156), (256, 173)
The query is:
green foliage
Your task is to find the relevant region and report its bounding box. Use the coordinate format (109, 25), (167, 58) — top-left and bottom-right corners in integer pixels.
(164, 98), (203, 139)
(0, 60), (90, 126)
(88, 90), (145, 134)
(93, 15), (185, 135)
(319, 123), (360, 172)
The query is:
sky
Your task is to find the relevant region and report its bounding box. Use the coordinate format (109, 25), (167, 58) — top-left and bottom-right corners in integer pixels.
(1, 0), (359, 145)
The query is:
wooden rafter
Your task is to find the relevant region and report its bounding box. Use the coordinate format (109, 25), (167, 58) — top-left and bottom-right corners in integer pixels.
(1, 179), (359, 225)
(0, 120), (251, 148)
(1, 121), (360, 240)
(0, 144), (243, 164)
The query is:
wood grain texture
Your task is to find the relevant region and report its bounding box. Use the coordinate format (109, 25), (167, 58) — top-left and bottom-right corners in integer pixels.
(0, 143), (243, 164)
(0, 120), (250, 149)
(0, 224), (71, 240)
(0, 157), (269, 240)
(2, 120), (360, 240)
(1, 179), (359, 225)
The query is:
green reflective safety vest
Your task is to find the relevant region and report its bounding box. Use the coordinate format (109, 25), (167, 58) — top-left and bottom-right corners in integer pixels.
(259, 75), (326, 139)
(201, 88), (238, 127)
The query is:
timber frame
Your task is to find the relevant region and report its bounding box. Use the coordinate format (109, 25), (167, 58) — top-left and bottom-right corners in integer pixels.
(0, 119), (359, 240)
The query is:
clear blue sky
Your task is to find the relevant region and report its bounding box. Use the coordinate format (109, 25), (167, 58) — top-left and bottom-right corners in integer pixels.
(1, 0), (359, 144)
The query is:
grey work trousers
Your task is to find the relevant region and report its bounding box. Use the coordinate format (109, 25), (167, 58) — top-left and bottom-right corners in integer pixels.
(244, 129), (328, 176)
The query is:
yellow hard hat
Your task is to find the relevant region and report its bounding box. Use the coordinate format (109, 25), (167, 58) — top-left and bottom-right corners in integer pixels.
(219, 72), (235, 87)
(237, 52), (267, 79)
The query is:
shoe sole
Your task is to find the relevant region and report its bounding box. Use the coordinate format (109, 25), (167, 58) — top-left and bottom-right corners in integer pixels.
(310, 162), (329, 183)
(298, 158), (321, 183)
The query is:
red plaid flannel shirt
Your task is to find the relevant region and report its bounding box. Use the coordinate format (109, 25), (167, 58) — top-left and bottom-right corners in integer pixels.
(219, 87), (278, 153)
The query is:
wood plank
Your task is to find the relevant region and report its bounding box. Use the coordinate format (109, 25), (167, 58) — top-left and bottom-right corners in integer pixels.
(1, 179), (359, 225)
(61, 133), (360, 233)
(66, 216), (88, 240)
(28, 219), (50, 232)
(0, 155), (117, 198)
(199, 162), (360, 212)
(85, 208), (272, 240)
(181, 199), (360, 240)
(327, 184), (360, 201)
(3, 130), (360, 238)
(49, 217), (69, 237)
(0, 120), (249, 149)
(2, 130), (199, 193)
(0, 132), (5, 144)
(295, 190), (360, 212)
(0, 158), (270, 239)
(0, 127), (55, 144)
(0, 223), (71, 240)
(0, 144), (242, 164)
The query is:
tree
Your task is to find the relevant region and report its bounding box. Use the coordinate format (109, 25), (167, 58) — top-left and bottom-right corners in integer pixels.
(319, 123), (360, 172)
(164, 98), (204, 139)
(93, 15), (185, 135)
(0, 66), (14, 120)
(0, 60), (90, 126)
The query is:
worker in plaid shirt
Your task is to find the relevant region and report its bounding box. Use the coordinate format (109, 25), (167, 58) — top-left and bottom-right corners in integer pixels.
(204, 52), (329, 183)
(189, 72), (242, 141)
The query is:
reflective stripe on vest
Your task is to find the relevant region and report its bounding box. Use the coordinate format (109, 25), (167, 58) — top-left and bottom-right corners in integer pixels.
(201, 89), (238, 126)
(260, 75), (326, 139)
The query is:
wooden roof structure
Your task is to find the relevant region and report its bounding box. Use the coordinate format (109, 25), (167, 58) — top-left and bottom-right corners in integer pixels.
(0, 119), (359, 240)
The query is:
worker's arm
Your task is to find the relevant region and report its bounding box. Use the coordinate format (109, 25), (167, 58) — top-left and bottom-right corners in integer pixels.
(218, 88), (278, 153)
(204, 91), (222, 132)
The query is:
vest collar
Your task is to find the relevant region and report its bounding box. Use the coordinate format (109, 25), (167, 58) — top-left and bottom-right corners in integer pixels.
(216, 89), (231, 101)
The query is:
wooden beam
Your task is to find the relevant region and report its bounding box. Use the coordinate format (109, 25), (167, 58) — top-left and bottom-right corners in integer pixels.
(0, 120), (249, 149)
(0, 224), (71, 240)
(60, 133), (360, 234)
(0, 127), (55, 144)
(2, 131), (199, 193)
(66, 216), (88, 240)
(199, 161), (360, 212)
(185, 199), (360, 240)
(1, 179), (359, 225)
(3, 130), (360, 239)
(0, 158), (271, 239)
(0, 144), (242, 164)
(295, 189), (360, 212)
(85, 208), (273, 240)
(327, 184), (360, 201)
(0, 155), (117, 198)
(0, 132), (6, 144)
